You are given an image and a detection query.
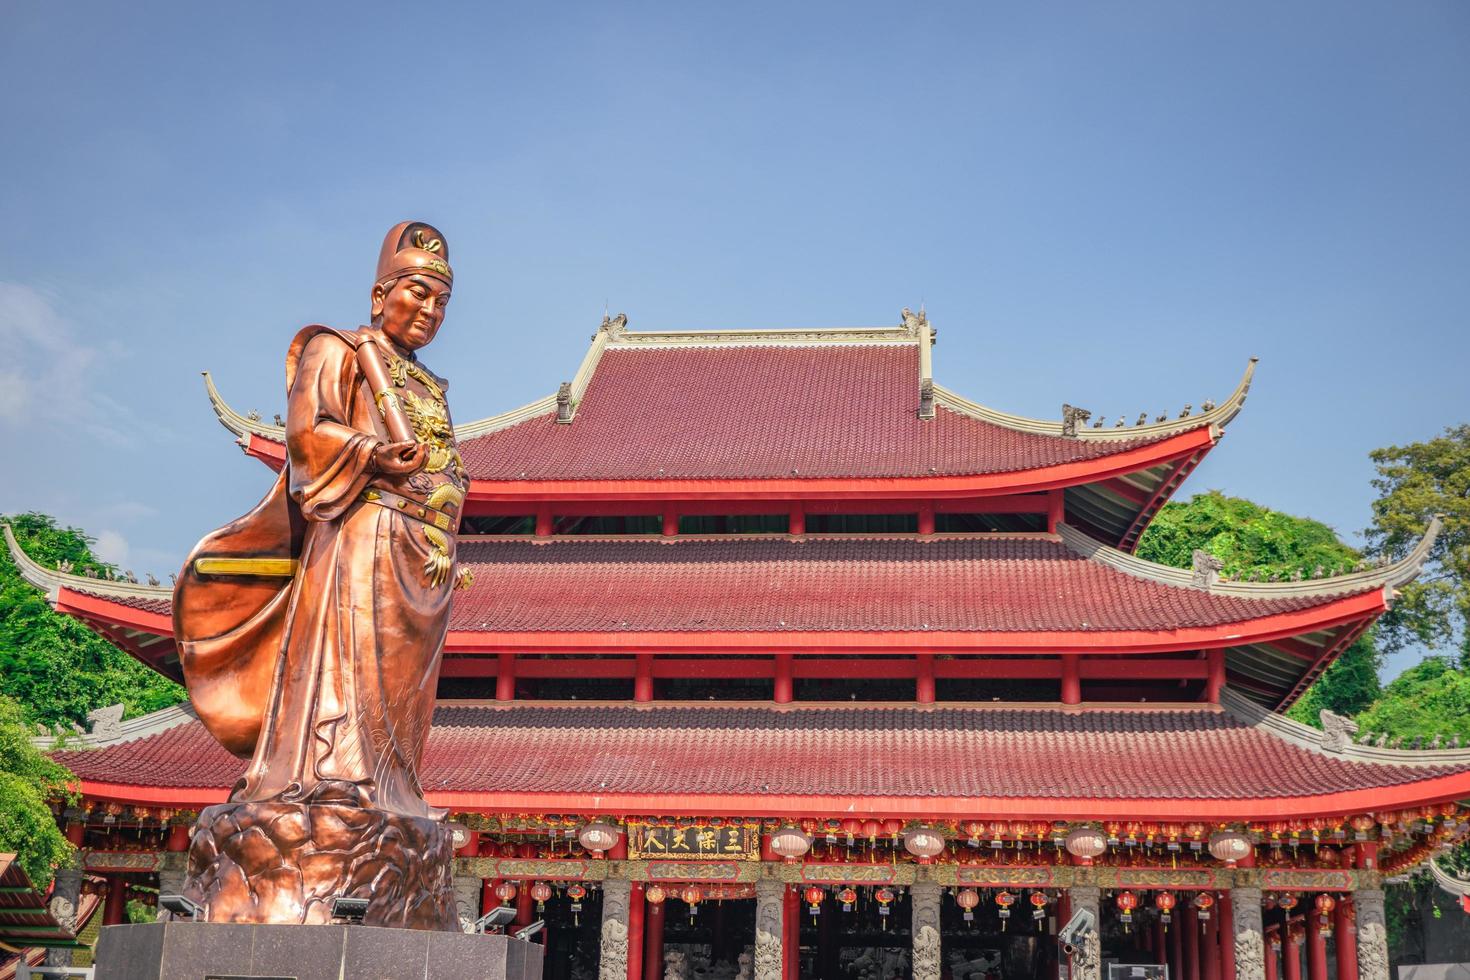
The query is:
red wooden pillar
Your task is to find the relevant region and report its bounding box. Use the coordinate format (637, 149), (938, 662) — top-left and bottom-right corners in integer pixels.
(1335, 898), (1358, 980)
(1152, 917), (1167, 966)
(535, 505), (553, 537)
(1182, 906), (1201, 980)
(166, 822), (190, 852)
(918, 502), (935, 536)
(1264, 928), (1280, 980)
(662, 509), (679, 537)
(783, 884), (800, 979)
(628, 883), (645, 980)
(1218, 891), (1235, 980)
(496, 653), (516, 701)
(102, 873), (128, 926)
(1047, 489), (1065, 532)
(788, 504), (805, 536)
(1170, 912), (1184, 978)
(515, 885), (534, 927)
(644, 896), (666, 980)
(635, 653), (654, 702)
(774, 654), (794, 704)
(1205, 649), (1226, 703)
(1203, 901), (1222, 980)
(915, 653), (935, 704)
(1306, 909), (1328, 980)
(1283, 924), (1302, 980)
(1060, 655), (1081, 705)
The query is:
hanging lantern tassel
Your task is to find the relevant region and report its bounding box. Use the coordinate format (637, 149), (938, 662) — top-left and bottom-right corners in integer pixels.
(996, 890), (1016, 931)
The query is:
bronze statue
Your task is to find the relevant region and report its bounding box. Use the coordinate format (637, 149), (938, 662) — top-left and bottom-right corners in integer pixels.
(172, 222), (469, 929)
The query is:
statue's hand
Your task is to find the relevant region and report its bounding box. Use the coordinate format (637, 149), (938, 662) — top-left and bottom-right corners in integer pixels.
(371, 440), (429, 475)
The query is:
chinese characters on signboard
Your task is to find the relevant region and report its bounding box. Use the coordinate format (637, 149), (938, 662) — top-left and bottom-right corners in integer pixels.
(630, 825), (759, 860)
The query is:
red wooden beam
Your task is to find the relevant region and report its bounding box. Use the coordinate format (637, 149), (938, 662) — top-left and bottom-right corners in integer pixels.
(1119, 451), (1205, 551)
(1099, 478), (1151, 506)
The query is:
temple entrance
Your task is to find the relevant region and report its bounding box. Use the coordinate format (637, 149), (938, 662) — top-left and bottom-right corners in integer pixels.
(531, 884), (603, 980)
(937, 888), (1057, 980)
(657, 892), (757, 978)
(796, 887), (912, 979)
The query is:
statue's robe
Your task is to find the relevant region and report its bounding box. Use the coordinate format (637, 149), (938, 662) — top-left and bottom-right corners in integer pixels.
(175, 326), (461, 819)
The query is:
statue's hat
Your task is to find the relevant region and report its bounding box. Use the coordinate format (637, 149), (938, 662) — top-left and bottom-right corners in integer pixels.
(376, 220), (452, 287)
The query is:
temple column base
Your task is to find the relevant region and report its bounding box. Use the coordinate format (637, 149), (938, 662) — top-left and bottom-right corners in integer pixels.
(179, 799), (458, 930)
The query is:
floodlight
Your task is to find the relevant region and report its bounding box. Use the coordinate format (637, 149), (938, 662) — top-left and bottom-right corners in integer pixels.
(158, 894), (203, 921)
(513, 919), (545, 941)
(474, 905), (518, 934)
(330, 895), (370, 923)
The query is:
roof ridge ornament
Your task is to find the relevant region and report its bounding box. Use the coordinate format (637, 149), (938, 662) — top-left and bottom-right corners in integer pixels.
(900, 306), (928, 337)
(1061, 404), (1092, 438)
(600, 312), (629, 339)
(1191, 549), (1224, 589)
(556, 382), (574, 423)
(1319, 709), (1358, 753)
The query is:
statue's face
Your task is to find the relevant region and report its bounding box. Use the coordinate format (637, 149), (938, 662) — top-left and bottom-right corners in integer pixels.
(372, 274), (451, 351)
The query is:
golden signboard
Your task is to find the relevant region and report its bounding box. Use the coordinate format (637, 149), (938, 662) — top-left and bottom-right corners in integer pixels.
(630, 825), (759, 861)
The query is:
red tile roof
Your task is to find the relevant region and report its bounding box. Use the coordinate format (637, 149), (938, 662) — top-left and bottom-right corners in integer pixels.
(75, 537), (1371, 636)
(447, 536), (1355, 634)
(53, 703), (1470, 811)
(458, 346), (1179, 481)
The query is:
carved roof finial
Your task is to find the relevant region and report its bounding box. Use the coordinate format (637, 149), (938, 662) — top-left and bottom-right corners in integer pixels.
(1061, 404), (1092, 438)
(1190, 549), (1224, 588)
(556, 382), (574, 423)
(600, 312), (629, 339)
(900, 307), (928, 337)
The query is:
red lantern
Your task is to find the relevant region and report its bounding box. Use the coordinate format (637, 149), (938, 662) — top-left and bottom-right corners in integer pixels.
(1155, 891), (1177, 928)
(494, 881), (517, 904)
(1194, 891), (1216, 929)
(956, 888), (980, 924)
(862, 818), (882, 842)
(1116, 890), (1139, 931)
(1278, 893), (1299, 911)
(874, 887), (895, 928)
(838, 887), (857, 911)
(805, 886), (825, 918)
(1315, 893), (1337, 934)
(530, 881), (552, 909)
(566, 884), (588, 925)
(996, 890), (1016, 931)
(680, 885), (701, 905)
(1030, 891), (1049, 926)
(645, 884), (667, 905)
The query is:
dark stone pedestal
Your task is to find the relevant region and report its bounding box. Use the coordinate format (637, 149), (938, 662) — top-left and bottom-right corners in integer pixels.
(93, 922), (543, 980)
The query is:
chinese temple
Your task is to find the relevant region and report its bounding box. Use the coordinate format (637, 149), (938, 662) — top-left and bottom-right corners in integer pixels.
(10, 310), (1470, 980)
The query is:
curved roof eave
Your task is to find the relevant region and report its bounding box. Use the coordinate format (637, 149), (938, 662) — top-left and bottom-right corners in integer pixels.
(3, 524), (172, 605)
(1057, 516), (1442, 600)
(935, 357), (1257, 441)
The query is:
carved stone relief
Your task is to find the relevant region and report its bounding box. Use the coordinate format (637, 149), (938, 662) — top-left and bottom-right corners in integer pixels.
(911, 881), (943, 980)
(600, 879), (632, 980)
(754, 879), (784, 980)
(1355, 888), (1389, 980)
(1230, 886), (1266, 980)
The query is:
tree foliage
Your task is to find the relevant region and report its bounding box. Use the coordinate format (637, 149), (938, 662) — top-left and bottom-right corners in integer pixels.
(1136, 491), (1381, 721)
(1364, 424), (1470, 660)
(0, 692), (75, 889)
(0, 512), (184, 729)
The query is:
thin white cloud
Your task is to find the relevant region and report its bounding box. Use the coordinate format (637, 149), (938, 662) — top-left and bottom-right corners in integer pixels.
(0, 282), (153, 445)
(92, 529), (129, 567)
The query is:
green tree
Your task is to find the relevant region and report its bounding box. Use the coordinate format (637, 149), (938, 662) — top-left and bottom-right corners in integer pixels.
(1136, 490), (1381, 721)
(0, 512), (184, 729)
(1364, 424), (1470, 661)
(0, 692), (75, 888)
(1355, 657), (1470, 742)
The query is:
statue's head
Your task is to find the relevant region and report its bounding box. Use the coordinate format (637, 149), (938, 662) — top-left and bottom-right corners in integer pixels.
(370, 221), (453, 351)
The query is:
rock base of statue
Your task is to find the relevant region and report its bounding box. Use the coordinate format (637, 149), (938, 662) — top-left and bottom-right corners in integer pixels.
(179, 798), (458, 929)
(93, 921), (543, 980)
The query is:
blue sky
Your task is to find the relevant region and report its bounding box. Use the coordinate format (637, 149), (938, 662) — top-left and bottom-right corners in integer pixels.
(1, 2), (1466, 678)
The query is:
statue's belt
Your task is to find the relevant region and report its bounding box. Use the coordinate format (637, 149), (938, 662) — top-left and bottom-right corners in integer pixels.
(359, 488), (456, 531)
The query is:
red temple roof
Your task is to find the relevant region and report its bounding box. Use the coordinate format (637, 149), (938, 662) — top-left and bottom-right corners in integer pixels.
(6, 521), (1439, 710)
(51, 697), (1470, 821)
(205, 316), (1257, 547)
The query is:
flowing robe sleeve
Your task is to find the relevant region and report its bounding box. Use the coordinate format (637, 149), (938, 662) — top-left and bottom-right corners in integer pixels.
(286, 334), (381, 521)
